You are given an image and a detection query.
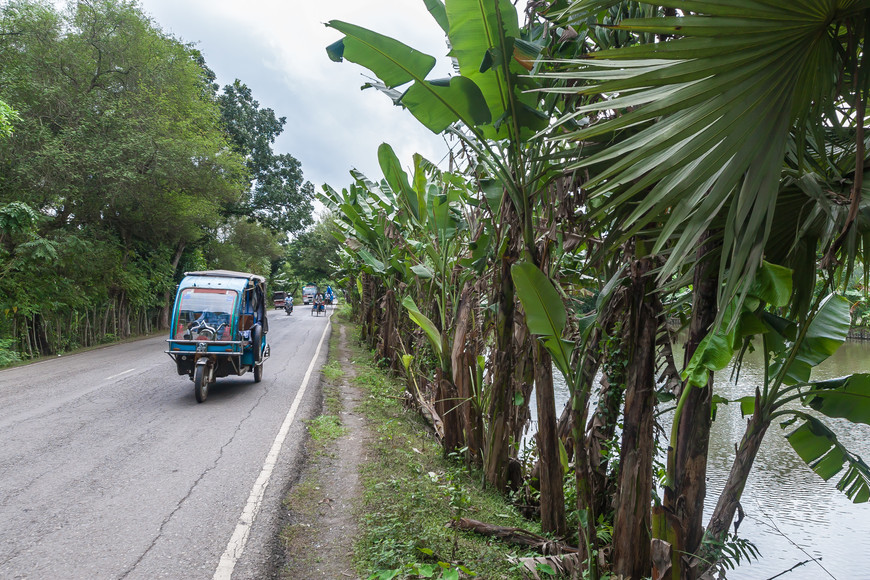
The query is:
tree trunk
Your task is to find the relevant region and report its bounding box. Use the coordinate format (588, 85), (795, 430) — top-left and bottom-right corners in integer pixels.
(660, 234), (718, 580)
(587, 324), (628, 519)
(703, 403), (769, 551)
(484, 228), (518, 492)
(451, 281), (483, 463)
(436, 369), (464, 453)
(160, 241), (186, 330)
(533, 341), (566, 536)
(378, 288), (398, 370)
(612, 258), (657, 580)
(510, 317), (534, 448)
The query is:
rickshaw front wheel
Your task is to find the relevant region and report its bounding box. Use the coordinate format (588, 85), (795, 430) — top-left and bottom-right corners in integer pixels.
(194, 364), (209, 403)
(254, 361), (263, 383)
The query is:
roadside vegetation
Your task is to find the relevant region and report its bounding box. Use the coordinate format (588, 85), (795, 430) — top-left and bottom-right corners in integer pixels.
(320, 1), (870, 578)
(351, 337), (544, 580)
(284, 307), (547, 579)
(0, 0), (314, 361)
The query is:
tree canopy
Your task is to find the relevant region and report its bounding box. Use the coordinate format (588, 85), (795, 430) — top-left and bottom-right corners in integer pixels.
(0, 0), (315, 356)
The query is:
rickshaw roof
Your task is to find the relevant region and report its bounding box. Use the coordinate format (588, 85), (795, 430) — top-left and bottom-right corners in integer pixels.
(181, 270), (266, 292)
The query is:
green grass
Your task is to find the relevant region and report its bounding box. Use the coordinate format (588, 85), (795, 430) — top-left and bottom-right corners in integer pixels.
(321, 359), (343, 382)
(344, 325), (541, 579)
(306, 414), (347, 443)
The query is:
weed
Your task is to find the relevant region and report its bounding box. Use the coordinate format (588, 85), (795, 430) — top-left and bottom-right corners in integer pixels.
(306, 414), (347, 445)
(322, 359), (343, 381)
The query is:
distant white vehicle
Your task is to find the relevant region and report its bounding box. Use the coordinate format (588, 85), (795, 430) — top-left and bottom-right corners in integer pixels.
(301, 284), (317, 305)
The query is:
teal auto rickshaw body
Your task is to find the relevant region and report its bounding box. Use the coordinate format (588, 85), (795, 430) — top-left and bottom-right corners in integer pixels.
(166, 270), (269, 402)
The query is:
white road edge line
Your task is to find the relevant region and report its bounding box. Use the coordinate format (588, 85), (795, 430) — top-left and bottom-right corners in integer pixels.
(105, 368), (136, 381)
(213, 311), (332, 580)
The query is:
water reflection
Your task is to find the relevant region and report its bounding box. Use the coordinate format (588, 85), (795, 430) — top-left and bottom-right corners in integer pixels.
(707, 341), (870, 579)
(539, 341), (870, 579)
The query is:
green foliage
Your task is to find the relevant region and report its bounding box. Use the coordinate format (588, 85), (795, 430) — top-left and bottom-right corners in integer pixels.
(551, 0), (870, 321)
(284, 216), (342, 284)
(700, 533), (760, 572)
(306, 415), (347, 443)
(217, 80), (314, 234)
(0, 98), (18, 138)
(511, 260), (572, 379)
(326, 20), (491, 134)
(0, 338), (21, 367)
(321, 359), (344, 382)
(347, 337), (537, 579)
(0, 0), (312, 358)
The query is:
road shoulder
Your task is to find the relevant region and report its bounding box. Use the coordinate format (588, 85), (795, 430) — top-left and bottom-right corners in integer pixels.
(279, 316), (366, 579)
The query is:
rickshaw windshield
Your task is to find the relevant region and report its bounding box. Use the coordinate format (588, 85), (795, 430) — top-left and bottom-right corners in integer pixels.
(175, 288), (237, 332)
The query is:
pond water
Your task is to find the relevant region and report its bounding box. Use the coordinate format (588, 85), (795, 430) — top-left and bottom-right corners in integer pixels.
(535, 340), (870, 579)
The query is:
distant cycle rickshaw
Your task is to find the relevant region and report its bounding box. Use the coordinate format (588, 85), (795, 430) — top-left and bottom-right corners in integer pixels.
(166, 270), (269, 403)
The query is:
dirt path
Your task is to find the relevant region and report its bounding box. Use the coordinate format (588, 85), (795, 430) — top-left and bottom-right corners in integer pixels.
(280, 321), (368, 579)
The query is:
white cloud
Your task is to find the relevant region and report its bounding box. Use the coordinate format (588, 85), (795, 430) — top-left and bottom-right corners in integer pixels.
(136, 0), (454, 192)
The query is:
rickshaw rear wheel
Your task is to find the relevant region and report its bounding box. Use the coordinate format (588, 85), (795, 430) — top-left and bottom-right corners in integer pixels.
(194, 364), (209, 403)
(251, 324), (263, 362)
(254, 361), (263, 383)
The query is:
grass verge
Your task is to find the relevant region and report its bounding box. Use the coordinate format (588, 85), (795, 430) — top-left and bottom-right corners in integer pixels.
(346, 324), (541, 579)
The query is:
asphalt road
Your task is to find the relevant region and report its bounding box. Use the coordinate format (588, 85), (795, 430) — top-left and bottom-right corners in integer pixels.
(0, 305), (332, 579)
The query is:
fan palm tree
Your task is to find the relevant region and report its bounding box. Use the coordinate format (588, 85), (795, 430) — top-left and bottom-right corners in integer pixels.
(546, 0), (870, 577)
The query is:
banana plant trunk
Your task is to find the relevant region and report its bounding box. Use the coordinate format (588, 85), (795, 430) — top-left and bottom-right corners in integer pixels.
(702, 404), (769, 559)
(436, 368), (464, 453)
(451, 281), (483, 462)
(658, 235), (718, 579)
(533, 341), (567, 535)
(378, 288), (398, 371)
(484, 226), (519, 491)
(612, 258), (657, 579)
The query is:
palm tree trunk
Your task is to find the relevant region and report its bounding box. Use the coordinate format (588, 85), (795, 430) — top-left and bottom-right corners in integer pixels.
(612, 257), (657, 579)
(658, 234), (719, 579)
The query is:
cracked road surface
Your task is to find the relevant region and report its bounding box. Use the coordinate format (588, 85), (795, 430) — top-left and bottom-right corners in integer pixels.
(0, 308), (330, 579)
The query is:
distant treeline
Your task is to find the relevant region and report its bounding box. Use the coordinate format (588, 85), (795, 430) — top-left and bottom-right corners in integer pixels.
(0, 0), (314, 361)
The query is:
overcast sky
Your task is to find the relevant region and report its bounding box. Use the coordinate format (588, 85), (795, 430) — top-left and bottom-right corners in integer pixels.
(133, 0), (454, 196)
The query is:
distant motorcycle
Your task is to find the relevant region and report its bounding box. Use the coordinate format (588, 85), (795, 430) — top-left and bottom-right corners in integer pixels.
(284, 297), (294, 315)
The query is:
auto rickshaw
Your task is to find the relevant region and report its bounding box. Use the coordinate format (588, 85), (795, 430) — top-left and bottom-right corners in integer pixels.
(165, 270), (270, 403)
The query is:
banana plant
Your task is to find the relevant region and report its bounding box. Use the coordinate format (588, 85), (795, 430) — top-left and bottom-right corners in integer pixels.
(321, 144), (489, 454)
(325, 0), (573, 534)
(671, 262), (870, 573)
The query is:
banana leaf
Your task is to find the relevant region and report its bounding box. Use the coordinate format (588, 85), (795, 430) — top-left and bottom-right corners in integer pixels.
(511, 260), (572, 380)
(786, 414), (870, 503)
(326, 20), (491, 134)
(402, 295), (443, 359)
(805, 374), (870, 426)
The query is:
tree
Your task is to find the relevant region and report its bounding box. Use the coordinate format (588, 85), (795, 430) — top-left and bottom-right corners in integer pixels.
(0, 0), (253, 350)
(284, 216), (341, 284)
(0, 98), (18, 138)
(218, 79), (315, 234)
